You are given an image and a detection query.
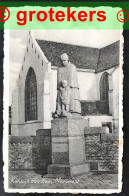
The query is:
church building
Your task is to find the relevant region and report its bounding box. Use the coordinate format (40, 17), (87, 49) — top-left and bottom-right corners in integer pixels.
(11, 31), (120, 136)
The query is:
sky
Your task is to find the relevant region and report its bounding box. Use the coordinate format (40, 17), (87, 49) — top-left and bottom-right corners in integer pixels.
(9, 30), (121, 105)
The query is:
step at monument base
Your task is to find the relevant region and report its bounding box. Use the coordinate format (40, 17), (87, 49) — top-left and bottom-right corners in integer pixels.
(44, 163), (89, 179)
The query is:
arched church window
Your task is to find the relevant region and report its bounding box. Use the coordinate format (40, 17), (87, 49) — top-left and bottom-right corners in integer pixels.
(25, 67), (37, 121)
(100, 72), (109, 101)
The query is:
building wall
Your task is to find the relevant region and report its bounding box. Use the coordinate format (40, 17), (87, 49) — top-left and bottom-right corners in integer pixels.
(84, 115), (113, 127)
(50, 68), (57, 113)
(95, 66), (119, 132)
(77, 70), (98, 101)
(112, 68), (119, 132)
(96, 67), (114, 100)
(112, 68), (119, 119)
(12, 86), (19, 135)
(96, 67), (119, 115)
(12, 32), (51, 136)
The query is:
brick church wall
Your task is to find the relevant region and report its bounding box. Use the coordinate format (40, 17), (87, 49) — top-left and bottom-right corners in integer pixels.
(9, 130), (52, 174)
(85, 129), (118, 172)
(9, 128), (118, 173)
(9, 136), (34, 170)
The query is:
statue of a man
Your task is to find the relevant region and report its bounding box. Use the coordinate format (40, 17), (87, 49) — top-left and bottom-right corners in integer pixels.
(54, 53), (81, 117)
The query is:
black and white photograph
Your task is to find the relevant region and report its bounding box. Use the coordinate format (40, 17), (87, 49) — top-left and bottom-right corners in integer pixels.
(4, 29), (123, 193)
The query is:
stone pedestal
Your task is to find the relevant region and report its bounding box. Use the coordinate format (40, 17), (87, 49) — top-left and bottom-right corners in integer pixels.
(44, 117), (89, 178)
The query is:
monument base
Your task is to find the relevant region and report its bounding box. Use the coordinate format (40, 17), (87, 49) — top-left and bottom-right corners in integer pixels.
(44, 117), (90, 179)
(45, 163), (89, 179)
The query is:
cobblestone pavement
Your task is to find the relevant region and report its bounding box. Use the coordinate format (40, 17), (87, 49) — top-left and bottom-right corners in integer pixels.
(9, 171), (118, 189)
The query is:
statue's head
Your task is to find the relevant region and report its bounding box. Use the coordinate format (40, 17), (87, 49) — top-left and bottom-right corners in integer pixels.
(61, 53), (69, 66)
(61, 80), (68, 88)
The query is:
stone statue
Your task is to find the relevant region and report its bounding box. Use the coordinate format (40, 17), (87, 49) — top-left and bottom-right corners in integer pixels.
(54, 53), (81, 118)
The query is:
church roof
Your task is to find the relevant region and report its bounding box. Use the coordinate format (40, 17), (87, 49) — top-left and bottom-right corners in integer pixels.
(36, 39), (120, 71)
(97, 41), (120, 72)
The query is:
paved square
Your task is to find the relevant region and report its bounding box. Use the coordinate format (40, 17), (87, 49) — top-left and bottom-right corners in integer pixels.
(9, 171), (118, 189)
